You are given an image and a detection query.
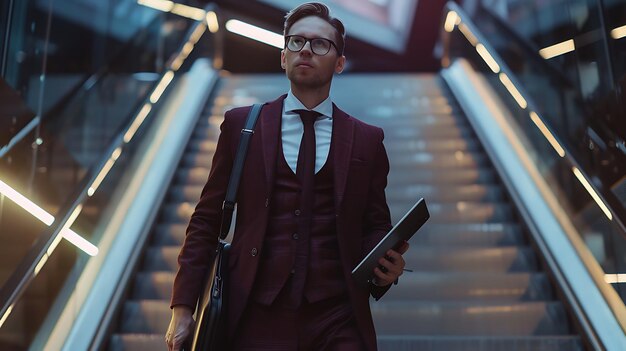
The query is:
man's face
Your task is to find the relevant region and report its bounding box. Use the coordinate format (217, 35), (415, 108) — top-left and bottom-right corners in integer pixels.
(281, 16), (345, 89)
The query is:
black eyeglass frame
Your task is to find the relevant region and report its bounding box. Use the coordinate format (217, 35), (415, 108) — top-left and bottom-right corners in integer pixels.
(284, 35), (341, 56)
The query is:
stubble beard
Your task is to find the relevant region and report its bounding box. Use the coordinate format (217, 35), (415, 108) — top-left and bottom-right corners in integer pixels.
(287, 68), (333, 90)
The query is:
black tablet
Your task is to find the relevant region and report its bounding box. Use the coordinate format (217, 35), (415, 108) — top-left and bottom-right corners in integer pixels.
(351, 198), (430, 287)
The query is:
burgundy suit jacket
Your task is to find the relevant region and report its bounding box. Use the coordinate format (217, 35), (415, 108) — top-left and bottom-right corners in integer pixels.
(171, 94), (393, 350)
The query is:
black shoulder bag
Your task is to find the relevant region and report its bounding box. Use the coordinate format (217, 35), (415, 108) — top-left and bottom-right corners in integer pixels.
(188, 103), (263, 350)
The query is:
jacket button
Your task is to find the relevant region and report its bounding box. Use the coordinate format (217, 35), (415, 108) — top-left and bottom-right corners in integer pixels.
(251, 248), (258, 256)
(265, 198), (269, 207)
(292, 233), (299, 240)
(294, 209), (301, 216)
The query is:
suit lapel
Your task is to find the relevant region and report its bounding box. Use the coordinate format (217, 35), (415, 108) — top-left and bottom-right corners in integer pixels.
(260, 94), (287, 197)
(332, 104), (355, 211)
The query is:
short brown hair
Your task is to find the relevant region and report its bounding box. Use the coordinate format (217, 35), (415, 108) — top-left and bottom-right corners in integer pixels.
(284, 2), (346, 55)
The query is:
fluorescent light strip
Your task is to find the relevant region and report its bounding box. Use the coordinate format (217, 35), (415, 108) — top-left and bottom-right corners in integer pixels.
(123, 103), (153, 143)
(572, 167), (613, 220)
(539, 39), (575, 59)
(61, 227), (98, 256)
(88, 158), (115, 196)
(0, 304), (14, 328)
(498, 73), (527, 109)
(605, 274), (626, 284)
(529, 111), (566, 157)
(138, 0), (173, 12)
(150, 71), (175, 104)
(225, 20), (283, 49)
(190, 23), (207, 44)
(476, 44), (500, 73)
(0, 180), (98, 256)
(171, 3), (205, 21)
(138, 0), (207, 22)
(88, 147), (123, 197)
(444, 11), (459, 33)
(206, 11), (219, 33)
(612, 25), (626, 40)
(0, 180), (54, 225)
(457, 23), (478, 47)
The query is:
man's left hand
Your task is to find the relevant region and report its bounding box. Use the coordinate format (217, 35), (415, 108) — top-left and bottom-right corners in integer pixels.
(372, 240), (410, 287)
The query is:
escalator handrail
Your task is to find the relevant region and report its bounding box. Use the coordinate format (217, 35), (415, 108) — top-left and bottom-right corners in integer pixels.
(0, 5), (218, 329)
(442, 1), (626, 237)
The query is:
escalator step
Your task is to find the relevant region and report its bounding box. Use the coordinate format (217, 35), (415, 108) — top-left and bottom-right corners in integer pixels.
(376, 336), (583, 351)
(153, 224), (186, 245)
(371, 301), (570, 335)
(109, 334), (164, 351)
(388, 168), (498, 185)
(119, 300), (169, 334)
(402, 247), (538, 272)
(132, 272), (175, 300)
(411, 224), (523, 246)
(384, 139), (482, 153)
(384, 272), (553, 301)
(390, 202), (514, 223)
(142, 247), (180, 272)
(386, 184), (504, 202)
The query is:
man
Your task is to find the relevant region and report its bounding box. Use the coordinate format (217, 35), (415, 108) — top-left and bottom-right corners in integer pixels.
(166, 3), (408, 350)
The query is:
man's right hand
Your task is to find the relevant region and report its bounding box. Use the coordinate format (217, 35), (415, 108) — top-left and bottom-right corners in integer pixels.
(165, 305), (194, 351)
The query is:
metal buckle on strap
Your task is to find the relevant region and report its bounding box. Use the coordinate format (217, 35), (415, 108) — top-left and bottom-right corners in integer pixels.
(241, 128), (254, 134)
(222, 201), (235, 210)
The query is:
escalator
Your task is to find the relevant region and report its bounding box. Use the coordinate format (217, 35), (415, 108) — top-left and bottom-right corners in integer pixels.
(106, 74), (583, 350)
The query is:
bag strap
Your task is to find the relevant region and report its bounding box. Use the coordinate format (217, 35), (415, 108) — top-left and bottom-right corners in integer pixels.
(219, 103), (263, 240)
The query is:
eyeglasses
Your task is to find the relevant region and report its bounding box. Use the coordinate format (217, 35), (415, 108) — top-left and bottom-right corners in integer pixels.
(285, 35), (339, 56)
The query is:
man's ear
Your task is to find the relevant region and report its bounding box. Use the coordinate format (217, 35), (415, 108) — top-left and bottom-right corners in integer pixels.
(335, 55), (346, 74)
(280, 50), (286, 70)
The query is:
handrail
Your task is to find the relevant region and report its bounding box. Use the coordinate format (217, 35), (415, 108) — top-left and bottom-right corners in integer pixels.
(0, 3), (220, 330)
(441, 1), (626, 236)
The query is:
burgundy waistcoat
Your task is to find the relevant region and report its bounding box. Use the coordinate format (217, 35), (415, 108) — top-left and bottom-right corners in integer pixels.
(250, 135), (346, 307)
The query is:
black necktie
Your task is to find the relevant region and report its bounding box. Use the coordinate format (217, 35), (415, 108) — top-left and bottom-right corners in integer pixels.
(290, 109), (321, 308)
(295, 109), (321, 194)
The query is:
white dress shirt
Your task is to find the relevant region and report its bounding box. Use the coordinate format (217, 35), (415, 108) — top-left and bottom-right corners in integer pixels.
(281, 91), (333, 174)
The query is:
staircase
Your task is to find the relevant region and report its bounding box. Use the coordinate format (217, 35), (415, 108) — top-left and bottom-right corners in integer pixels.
(107, 74), (584, 350)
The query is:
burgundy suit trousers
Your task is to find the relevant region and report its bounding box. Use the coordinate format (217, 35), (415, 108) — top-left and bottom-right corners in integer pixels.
(231, 293), (364, 350)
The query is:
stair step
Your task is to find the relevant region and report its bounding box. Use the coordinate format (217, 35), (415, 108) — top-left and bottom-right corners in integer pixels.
(388, 152), (488, 168)
(143, 247), (181, 272)
(385, 273), (553, 301)
(385, 139), (482, 153)
(109, 334), (165, 351)
(388, 168), (498, 185)
(119, 300), (170, 334)
(153, 224), (187, 246)
(411, 223), (523, 246)
(371, 301), (570, 335)
(132, 272), (175, 300)
(376, 336), (583, 351)
(386, 184), (504, 203)
(391, 203), (514, 223)
(402, 247), (538, 272)
(175, 167), (211, 185)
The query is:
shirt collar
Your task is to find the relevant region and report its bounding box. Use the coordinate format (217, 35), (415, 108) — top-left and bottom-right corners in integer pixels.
(284, 90), (333, 119)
